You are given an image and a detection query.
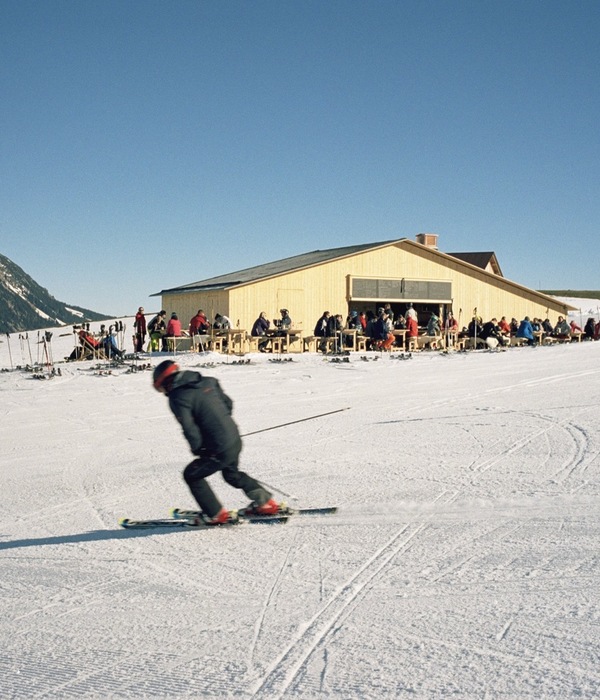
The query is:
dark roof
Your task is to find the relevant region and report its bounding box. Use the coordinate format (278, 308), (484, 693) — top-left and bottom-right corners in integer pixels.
(446, 252), (503, 276)
(154, 240), (399, 295)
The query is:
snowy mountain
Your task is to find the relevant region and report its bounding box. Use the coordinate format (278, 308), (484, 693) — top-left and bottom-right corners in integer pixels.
(0, 253), (110, 333)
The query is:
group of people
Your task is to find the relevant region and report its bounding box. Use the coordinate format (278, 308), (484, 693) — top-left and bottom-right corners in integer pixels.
(251, 309), (292, 352)
(134, 307), (295, 354)
(311, 303), (424, 352)
(135, 308), (186, 353)
(134, 308), (235, 352)
(464, 313), (600, 348)
(69, 324), (125, 361)
(134, 303), (599, 355)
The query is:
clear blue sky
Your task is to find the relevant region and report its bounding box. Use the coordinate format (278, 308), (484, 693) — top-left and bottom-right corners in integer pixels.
(2, 0), (599, 316)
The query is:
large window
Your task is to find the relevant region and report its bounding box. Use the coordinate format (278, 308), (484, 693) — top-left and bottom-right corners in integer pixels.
(350, 277), (452, 302)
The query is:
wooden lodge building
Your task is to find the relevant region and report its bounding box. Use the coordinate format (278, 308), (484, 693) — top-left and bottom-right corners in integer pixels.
(152, 234), (572, 335)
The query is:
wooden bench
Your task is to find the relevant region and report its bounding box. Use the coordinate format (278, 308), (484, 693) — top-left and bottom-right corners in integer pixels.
(356, 336), (368, 352)
(465, 337), (488, 349)
(407, 336), (419, 352)
(269, 337), (285, 354)
(207, 337), (224, 353)
(510, 336), (528, 347)
(417, 334), (444, 350)
(166, 336), (192, 352)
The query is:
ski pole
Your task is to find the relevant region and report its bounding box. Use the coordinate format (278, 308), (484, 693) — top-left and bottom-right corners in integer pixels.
(26, 333), (33, 364)
(6, 333), (13, 369)
(241, 407), (350, 437)
(244, 407), (351, 501)
(258, 478), (299, 502)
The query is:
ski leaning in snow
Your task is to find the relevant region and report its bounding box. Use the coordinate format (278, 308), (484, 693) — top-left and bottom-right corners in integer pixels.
(171, 504), (338, 520)
(119, 512), (288, 529)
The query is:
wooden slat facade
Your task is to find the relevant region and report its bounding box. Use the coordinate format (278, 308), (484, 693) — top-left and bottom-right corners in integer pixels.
(157, 239), (571, 334)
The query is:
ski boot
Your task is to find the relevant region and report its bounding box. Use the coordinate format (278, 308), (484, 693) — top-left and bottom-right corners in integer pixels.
(196, 508), (238, 526)
(242, 498), (281, 517)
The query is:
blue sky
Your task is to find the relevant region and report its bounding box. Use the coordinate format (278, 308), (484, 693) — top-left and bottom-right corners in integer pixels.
(2, 0), (599, 316)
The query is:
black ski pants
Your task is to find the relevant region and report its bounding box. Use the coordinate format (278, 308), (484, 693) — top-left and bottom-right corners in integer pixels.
(182, 438), (269, 517)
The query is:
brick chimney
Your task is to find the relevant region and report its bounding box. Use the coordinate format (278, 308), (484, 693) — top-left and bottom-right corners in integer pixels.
(415, 233), (439, 250)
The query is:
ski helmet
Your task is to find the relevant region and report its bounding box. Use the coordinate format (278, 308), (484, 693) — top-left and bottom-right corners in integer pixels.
(153, 360), (179, 392)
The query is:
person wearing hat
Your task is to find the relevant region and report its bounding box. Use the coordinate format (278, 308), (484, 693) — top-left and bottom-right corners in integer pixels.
(152, 360), (278, 524)
(276, 309), (292, 333)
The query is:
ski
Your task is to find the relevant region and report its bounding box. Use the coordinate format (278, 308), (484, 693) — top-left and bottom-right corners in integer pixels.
(171, 504), (337, 520)
(119, 514), (288, 530)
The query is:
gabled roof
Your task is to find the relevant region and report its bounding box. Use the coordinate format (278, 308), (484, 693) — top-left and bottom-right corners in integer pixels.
(447, 252), (503, 276)
(153, 237), (574, 311)
(153, 240), (399, 295)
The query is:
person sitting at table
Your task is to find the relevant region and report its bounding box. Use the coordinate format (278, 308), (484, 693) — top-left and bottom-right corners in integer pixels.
(443, 312), (458, 333)
(374, 308), (395, 351)
(189, 309), (210, 336)
(345, 310), (361, 330)
(427, 313), (441, 337)
(480, 318), (506, 349)
(498, 316), (511, 337)
(364, 310), (377, 350)
(147, 310), (167, 351)
(343, 311), (360, 347)
(274, 309), (292, 335)
(542, 318), (554, 335)
(328, 313), (344, 351)
(314, 311), (332, 352)
(467, 316), (483, 339)
(214, 313), (231, 330)
(166, 313), (182, 337)
(553, 316), (571, 340)
(516, 316), (536, 346)
(251, 312), (271, 352)
(570, 320), (583, 335)
(394, 314), (407, 329)
(584, 317), (596, 341)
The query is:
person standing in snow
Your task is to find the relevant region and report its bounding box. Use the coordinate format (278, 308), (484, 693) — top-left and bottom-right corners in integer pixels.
(152, 360), (279, 524)
(134, 307), (147, 353)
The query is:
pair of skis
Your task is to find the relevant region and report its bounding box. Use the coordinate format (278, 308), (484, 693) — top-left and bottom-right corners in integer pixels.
(119, 504), (337, 530)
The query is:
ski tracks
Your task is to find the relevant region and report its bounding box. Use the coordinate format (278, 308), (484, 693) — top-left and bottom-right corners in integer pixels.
(249, 520), (427, 699)
(247, 532), (301, 671)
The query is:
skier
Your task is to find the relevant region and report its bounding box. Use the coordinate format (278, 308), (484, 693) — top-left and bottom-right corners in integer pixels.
(152, 360), (279, 524)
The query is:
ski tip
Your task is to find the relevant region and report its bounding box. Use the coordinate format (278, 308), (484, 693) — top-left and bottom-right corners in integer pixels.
(118, 518), (130, 528)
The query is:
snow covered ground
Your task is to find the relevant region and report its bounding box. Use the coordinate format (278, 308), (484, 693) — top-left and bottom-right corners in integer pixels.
(1, 302), (599, 698)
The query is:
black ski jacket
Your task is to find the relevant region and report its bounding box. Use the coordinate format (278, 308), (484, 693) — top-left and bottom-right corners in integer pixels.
(167, 370), (240, 456)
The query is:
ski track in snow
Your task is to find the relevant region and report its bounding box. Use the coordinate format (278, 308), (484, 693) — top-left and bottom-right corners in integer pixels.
(250, 520), (429, 698)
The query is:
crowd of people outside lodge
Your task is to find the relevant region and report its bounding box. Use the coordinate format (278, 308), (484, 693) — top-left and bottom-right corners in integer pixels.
(68, 303), (600, 361)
